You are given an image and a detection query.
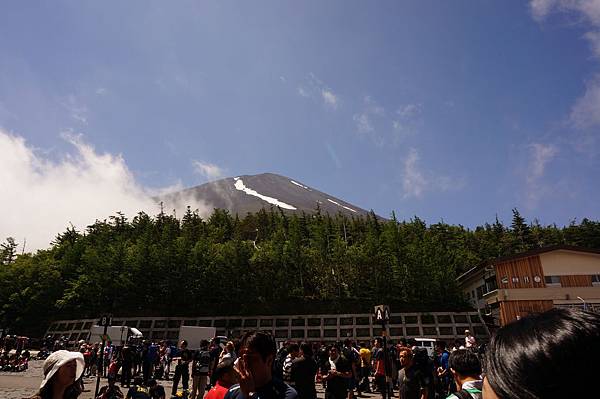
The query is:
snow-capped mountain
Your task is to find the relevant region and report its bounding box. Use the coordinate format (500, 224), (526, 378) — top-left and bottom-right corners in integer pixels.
(163, 173), (374, 218)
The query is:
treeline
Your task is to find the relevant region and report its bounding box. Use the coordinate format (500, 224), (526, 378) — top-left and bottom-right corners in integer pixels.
(1, 207), (599, 337)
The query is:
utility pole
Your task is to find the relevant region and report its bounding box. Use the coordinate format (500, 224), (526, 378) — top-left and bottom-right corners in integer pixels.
(374, 305), (392, 399)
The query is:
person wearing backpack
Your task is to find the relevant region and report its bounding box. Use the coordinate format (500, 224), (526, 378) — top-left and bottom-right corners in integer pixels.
(191, 340), (212, 399)
(341, 340), (360, 399)
(445, 350), (481, 399)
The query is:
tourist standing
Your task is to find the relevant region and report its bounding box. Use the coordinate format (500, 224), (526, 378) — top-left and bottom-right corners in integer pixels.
(397, 348), (429, 399)
(191, 340), (211, 399)
(322, 346), (352, 399)
(172, 340), (192, 396)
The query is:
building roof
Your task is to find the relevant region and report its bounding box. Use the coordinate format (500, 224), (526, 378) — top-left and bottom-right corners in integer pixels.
(456, 245), (600, 283)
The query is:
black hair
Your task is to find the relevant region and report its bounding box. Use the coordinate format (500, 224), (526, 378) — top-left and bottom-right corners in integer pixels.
(436, 340), (447, 349)
(240, 331), (276, 362)
(300, 342), (313, 357)
(133, 376), (144, 386)
(147, 379), (157, 387)
(448, 349), (480, 377)
(486, 308), (600, 399)
(200, 340), (209, 349)
(288, 343), (300, 353)
(214, 358), (234, 380)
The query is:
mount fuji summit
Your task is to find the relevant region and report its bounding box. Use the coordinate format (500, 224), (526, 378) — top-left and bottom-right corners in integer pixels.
(164, 173), (375, 218)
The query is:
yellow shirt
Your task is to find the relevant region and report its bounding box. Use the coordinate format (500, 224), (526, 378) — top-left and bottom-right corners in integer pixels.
(359, 348), (371, 368)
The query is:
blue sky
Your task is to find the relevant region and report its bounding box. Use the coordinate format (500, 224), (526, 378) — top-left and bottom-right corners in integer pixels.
(1, 1), (600, 249)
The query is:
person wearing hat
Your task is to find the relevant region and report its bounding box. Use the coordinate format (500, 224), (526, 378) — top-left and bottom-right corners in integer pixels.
(30, 350), (85, 399)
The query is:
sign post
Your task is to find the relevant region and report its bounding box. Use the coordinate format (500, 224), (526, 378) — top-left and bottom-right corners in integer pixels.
(374, 305), (392, 399)
(95, 314), (112, 398)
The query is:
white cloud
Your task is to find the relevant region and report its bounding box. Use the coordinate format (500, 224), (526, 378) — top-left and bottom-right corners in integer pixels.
(60, 94), (88, 124)
(95, 87), (108, 95)
(531, 0), (600, 23)
(297, 73), (340, 109)
(530, 0), (558, 21)
(353, 96), (385, 138)
(523, 142), (559, 207)
(530, 0), (600, 131)
(353, 113), (374, 134)
(570, 74), (600, 128)
(401, 148), (465, 198)
(192, 160), (224, 181)
(396, 103), (422, 119)
(402, 148), (427, 198)
(392, 102), (423, 142)
(528, 143), (558, 182)
(297, 87), (310, 97)
(0, 130), (212, 252)
(321, 89), (338, 109)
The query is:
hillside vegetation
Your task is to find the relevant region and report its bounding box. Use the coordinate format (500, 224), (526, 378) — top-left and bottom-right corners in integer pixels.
(1, 207), (599, 337)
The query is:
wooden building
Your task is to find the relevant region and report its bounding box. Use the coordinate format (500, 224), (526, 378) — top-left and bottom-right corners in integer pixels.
(457, 245), (600, 326)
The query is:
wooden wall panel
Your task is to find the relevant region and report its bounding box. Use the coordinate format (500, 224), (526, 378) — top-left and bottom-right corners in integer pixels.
(559, 275), (592, 287)
(499, 300), (553, 326)
(495, 256), (546, 289)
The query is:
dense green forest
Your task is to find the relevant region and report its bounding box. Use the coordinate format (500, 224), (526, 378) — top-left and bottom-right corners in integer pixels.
(1, 207), (600, 337)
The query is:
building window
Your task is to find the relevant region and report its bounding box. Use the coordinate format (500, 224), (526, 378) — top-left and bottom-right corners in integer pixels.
(511, 277), (520, 284)
(523, 276), (530, 284)
(545, 275), (561, 286)
(501, 276), (509, 285)
(592, 275), (600, 286)
(485, 276), (498, 292)
(476, 286), (485, 300)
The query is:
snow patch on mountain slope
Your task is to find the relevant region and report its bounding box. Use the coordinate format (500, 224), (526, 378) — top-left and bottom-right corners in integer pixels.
(234, 177), (297, 210)
(290, 180), (311, 191)
(327, 198), (357, 213)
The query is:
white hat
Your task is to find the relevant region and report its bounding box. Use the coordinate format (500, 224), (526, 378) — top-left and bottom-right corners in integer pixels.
(40, 350), (85, 389)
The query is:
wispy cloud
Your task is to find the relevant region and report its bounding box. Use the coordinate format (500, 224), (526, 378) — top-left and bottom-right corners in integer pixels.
(297, 73), (340, 109)
(354, 97), (422, 146)
(321, 89), (338, 109)
(402, 148), (427, 198)
(531, 0), (600, 134)
(192, 160), (224, 181)
(401, 148), (465, 199)
(95, 87), (108, 95)
(571, 74), (600, 128)
(353, 96), (384, 137)
(353, 113), (374, 134)
(60, 94), (88, 124)
(0, 130), (212, 252)
(523, 142), (559, 208)
(392, 102), (423, 141)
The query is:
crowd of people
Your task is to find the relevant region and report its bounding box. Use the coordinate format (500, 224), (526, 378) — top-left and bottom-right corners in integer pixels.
(0, 335), (31, 372)
(14, 307), (600, 399)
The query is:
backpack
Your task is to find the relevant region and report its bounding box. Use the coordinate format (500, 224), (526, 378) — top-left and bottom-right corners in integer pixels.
(194, 350), (211, 374)
(342, 347), (359, 367)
